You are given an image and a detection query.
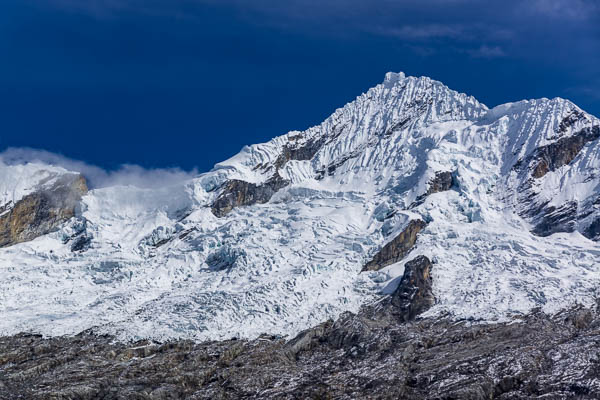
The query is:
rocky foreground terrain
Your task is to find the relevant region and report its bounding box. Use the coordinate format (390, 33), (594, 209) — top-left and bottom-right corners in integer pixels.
(2, 256), (599, 399)
(2, 306), (599, 399)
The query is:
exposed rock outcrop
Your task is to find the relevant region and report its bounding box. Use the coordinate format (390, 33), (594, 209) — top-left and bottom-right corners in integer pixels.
(425, 170), (454, 195)
(211, 127), (346, 216)
(0, 174), (87, 248)
(2, 304), (599, 399)
(557, 109), (588, 133)
(529, 126), (599, 179)
(273, 134), (326, 170)
(210, 134), (329, 217)
(363, 219), (426, 271)
(411, 170), (456, 207)
(211, 174), (289, 217)
(530, 201), (578, 237)
(389, 255), (435, 321)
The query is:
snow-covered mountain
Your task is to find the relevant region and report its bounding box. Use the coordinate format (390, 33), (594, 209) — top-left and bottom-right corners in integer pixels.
(1, 72), (599, 342)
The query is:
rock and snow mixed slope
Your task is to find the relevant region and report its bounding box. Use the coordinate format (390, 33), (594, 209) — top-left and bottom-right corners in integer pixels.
(0, 72), (599, 342)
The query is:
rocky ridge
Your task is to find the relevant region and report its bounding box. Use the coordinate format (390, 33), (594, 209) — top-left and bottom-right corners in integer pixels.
(0, 173), (87, 248)
(362, 220), (427, 271)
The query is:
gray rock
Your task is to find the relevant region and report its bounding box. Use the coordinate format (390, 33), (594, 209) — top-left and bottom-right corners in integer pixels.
(211, 173), (289, 217)
(0, 174), (87, 248)
(425, 170), (454, 196)
(389, 255), (435, 322)
(529, 126), (600, 179)
(411, 170), (456, 207)
(211, 131), (332, 217)
(363, 219), (427, 271)
(2, 303), (599, 399)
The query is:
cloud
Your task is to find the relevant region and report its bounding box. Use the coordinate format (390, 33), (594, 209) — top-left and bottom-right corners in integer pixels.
(467, 45), (506, 59)
(405, 44), (437, 57)
(40, 0), (600, 23)
(34, 0), (519, 63)
(378, 24), (465, 40)
(564, 82), (600, 101)
(0, 147), (198, 189)
(525, 0), (600, 20)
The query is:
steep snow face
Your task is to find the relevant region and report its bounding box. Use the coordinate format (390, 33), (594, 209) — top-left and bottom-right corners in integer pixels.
(490, 98), (600, 238)
(213, 74), (487, 191)
(0, 73), (599, 341)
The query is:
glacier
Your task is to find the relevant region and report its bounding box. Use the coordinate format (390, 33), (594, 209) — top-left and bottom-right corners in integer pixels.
(0, 72), (599, 342)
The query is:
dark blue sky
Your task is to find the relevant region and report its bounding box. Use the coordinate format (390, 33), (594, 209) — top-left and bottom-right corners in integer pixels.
(1, 0), (598, 172)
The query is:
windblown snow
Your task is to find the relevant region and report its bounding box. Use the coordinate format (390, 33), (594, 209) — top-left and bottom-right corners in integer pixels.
(1, 73), (599, 341)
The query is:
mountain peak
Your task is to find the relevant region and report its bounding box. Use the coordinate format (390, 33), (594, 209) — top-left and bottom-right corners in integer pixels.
(383, 71), (406, 84)
(0, 73), (599, 344)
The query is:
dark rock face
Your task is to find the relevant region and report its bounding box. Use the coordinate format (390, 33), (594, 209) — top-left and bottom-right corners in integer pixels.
(411, 170), (456, 207)
(426, 170), (454, 195)
(389, 255), (435, 322)
(211, 125), (354, 216)
(211, 174), (289, 217)
(363, 219), (426, 271)
(530, 126), (599, 179)
(530, 201), (578, 237)
(0, 174), (87, 248)
(2, 304), (599, 399)
(211, 133), (330, 217)
(273, 135), (326, 170)
(557, 110), (587, 133)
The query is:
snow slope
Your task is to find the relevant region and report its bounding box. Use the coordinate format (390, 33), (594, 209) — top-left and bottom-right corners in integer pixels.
(1, 73), (599, 341)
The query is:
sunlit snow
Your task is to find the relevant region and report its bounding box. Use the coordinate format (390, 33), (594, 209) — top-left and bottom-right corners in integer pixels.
(0, 73), (599, 341)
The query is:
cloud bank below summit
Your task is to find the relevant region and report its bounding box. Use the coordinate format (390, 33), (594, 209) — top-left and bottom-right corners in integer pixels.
(0, 147), (198, 189)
